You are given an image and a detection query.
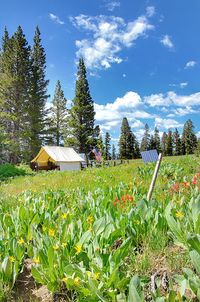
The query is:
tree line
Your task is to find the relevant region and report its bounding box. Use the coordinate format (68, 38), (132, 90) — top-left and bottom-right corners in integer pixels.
(139, 119), (198, 157)
(102, 118), (198, 160)
(0, 26), (99, 163)
(0, 26), (199, 164)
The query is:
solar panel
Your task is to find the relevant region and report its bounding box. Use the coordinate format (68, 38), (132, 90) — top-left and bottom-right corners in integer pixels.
(141, 149), (158, 163)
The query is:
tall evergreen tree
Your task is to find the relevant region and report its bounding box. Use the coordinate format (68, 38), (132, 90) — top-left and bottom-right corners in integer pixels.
(112, 144), (116, 160)
(154, 127), (161, 153)
(173, 128), (182, 156)
(131, 132), (140, 159)
(67, 58), (95, 154)
(119, 117), (135, 159)
(0, 125), (7, 163)
(0, 26), (31, 163)
(49, 80), (67, 146)
(0, 28), (10, 162)
(92, 125), (102, 149)
(182, 119), (197, 154)
(2, 27), (9, 52)
(104, 132), (111, 160)
(166, 130), (173, 156)
(97, 134), (104, 153)
(134, 139), (141, 158)
(161, 132), (168, 156)
(140, 123), (150, 151)
(28, 26), (49, 158)
(149, 135), (156, 150)
(195, 138), (200, 156)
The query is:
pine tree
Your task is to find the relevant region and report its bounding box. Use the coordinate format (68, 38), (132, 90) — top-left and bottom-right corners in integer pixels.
(104, 132), (111, 160)
(119, 117), (134, 159)
(112, 144), (116, 160)
(194, 138), (200, 157)
(50, 80), (67, 146)
(92, 125), (101, 149)
(166, 130), (173, 156)
(140, 124), (150, 151)
(2, 27), (9, 52)
(173, 128), (182, 156)
(119, 117), (140, 159)
(0, 124), (7, 163)
(0, 28), (10, 162)
(131, 132), (140, 159)
(154, 127), (161, 153)
(134, 139), (141, 158)
(161, 132), (168, 156)
(149, 135), (156, 150)
(97, 134), (104, 154)
(0, 26), (31, 163)
(67, 58), (95, 154)
(182, 119), (197, 154)
(28, 26), (49, 158)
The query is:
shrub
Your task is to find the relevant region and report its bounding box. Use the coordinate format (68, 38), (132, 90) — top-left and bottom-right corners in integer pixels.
(0, 163), (26, 181)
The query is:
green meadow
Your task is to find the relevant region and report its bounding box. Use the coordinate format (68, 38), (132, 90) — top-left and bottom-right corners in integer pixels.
(0, 155), (200, 301)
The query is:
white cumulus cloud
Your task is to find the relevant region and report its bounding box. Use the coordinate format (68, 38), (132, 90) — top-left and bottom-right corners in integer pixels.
(71, 12), (154, 69)
(94, 89), (200, 139)
(155, 118), (183, 129)
(167, 106), (197, 118)
(94, 91), (154, 124)
(49, 13), (65, 25)
(145, 91), (200, 107)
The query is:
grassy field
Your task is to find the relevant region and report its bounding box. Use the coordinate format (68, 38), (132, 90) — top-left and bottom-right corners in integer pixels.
(0, 155), (197, 196)
(0, 155), (200, 301)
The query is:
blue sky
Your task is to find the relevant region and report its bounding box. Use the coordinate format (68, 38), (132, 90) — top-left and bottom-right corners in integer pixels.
(1, 0), (200, 143)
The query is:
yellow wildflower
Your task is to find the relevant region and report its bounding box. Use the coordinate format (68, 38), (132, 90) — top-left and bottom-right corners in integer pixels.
(87, 215), (94, 225)
(18, 238), (25, 245)
(48, 228), (55, 237)
(61, 213), (67, 219)
(75, 244), (82, 254)
(62, 277), (68, 283)
(53, 245), (59, 250)
(62, 242), (67, 248)
(93, 272), (100, 280)
(74, 277), (80, 285)
(135, 220), (140, 225)
(175, 211), (184, 218)
(9, 256), (15, 263)
(33, 257), (40, 264)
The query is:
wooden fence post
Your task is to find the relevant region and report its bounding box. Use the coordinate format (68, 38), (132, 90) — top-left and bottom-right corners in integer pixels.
(147, 153), (162, 201)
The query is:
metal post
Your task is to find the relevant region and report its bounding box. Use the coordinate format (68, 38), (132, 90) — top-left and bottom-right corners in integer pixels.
(147, 153), (162, 201)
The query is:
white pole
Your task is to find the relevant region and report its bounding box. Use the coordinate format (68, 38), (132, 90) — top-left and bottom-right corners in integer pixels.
(147, 153), (163, 201)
